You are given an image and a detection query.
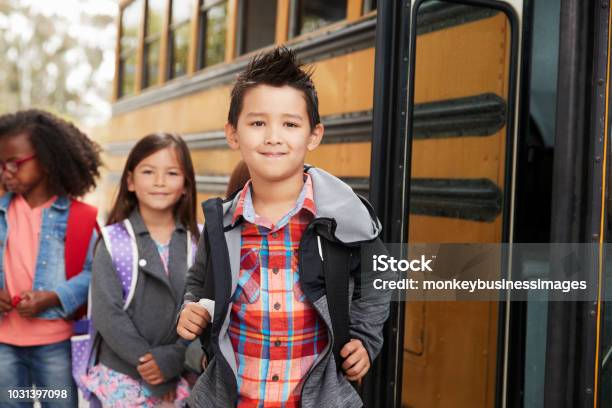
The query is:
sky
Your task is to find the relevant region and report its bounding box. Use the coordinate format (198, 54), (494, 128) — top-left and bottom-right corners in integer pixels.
(1, 0), (118, 126)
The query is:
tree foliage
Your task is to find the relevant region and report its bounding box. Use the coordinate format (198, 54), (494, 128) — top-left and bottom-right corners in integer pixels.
(0, 0), (116, 125)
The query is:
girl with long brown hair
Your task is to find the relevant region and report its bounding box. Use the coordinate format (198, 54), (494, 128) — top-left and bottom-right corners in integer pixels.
(84, 133), (199, 407)
(225, 160), (250, 198)
(106, 133), (199, 240)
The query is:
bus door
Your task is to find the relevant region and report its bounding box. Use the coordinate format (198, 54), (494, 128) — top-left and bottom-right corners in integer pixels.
(367, 0), (524, 407)
(367, 0), (612, 407)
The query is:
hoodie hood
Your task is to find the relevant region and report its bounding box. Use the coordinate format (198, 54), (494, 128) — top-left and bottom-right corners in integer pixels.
(220, 166), (382, 244)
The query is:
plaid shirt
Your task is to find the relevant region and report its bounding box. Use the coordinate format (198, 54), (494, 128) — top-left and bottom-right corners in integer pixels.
(229, 174), (328, 408)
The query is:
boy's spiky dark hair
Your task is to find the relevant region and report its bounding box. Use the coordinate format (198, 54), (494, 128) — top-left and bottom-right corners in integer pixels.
(228, 47), (320, 129)
(0, 109), (102, 197)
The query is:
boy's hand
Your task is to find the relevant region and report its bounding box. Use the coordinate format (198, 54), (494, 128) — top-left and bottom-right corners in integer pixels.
(0, 289), (12, 313)
(177, 302), (211, 340)
(138, 353), (164, 385)
(340, 339), (371, 381)
(15, 291), (59, 318)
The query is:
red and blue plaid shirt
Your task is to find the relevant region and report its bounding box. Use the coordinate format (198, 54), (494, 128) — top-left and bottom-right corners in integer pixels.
(229, 174), (328, 408)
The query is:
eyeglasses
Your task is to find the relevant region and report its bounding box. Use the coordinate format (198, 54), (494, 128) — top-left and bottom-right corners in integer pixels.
(0, 154), (37, 176)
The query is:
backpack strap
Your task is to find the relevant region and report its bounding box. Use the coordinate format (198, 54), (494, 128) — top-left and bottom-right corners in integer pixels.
(198, 200), (223, 361)
(320, 235), (352, 371)
(187, 227), (200, 268)
(188, 223), (204, 268)
(195, 225), (214, 361)
(65, 200), (98, 280)
(100, 220), (139, 310)
(202, 198), (229, 326)
(101, 219), (199, 309)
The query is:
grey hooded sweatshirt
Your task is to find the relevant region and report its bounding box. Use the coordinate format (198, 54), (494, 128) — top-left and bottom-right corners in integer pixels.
(184, 166), (392, 407)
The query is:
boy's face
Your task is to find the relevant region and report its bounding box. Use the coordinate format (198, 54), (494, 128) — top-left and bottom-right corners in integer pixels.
(225, 84), (323, 183)
(0, 132), (47, 197)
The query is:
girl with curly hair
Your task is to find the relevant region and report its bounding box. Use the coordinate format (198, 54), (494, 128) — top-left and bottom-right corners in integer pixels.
(0, 109), (102, 407)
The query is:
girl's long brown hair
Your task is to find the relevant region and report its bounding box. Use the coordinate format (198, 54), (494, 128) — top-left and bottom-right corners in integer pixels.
(106, 133), (200, 240)
(225, 160), (250, 198)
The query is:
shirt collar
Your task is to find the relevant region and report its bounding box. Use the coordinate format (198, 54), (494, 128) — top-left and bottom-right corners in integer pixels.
(0, 192), (13, 213)
(231, 173), (316, 227)
(128, 208), (186, 235)
(0, 193), (66, 213)
(50, 195), (69, 210)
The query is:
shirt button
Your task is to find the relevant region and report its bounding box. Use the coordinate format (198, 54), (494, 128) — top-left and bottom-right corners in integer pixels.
(42, 261), (47, 265)
(274, 302), (281, 310)
(272, 374), (279, 381)
(274, 340), (282, 347)
(272, 268), (279, 275)
(271, 232), (278, 238)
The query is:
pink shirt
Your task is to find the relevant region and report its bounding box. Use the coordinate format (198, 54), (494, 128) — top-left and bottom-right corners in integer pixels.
(0, 194), (73, 346)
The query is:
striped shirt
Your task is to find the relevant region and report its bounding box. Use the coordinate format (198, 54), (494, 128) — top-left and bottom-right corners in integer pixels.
(229, 174), (328, 408)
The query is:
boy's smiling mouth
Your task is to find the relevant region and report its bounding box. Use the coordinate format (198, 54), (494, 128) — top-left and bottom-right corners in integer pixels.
(260, 151), (287, 158)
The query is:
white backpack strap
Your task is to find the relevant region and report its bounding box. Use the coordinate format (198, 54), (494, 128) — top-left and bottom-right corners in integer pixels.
(122, 219), (139, 311)
(187, 224), (204, 268)
(187, 230), (199, 268)
(99, 225), (114, 265)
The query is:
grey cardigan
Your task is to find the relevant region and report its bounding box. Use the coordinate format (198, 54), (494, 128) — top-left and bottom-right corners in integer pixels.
(91, 210), (190, 397)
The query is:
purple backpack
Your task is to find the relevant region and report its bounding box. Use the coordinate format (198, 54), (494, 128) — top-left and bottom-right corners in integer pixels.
(71, 219), (197, 402)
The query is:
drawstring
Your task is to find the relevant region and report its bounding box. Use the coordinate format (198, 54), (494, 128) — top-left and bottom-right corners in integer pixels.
(317, 235), (324, 261)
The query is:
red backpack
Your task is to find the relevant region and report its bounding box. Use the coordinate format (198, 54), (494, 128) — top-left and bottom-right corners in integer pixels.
(65, 199), (98, 319)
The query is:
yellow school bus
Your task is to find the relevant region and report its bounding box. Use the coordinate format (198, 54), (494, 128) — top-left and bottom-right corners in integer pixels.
(98, 0), (377, 222)
(97, 0), (612, 407)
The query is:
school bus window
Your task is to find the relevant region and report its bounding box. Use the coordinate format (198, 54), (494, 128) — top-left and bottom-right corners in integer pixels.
(169, 0), (192, 79)
(363, 0), (377, 13)
(237, 0), (277, 56)
(143, 0), (165, 88)
(118, 0), (142, 98)
(197, 0), (227, 69)
(290, 0), (347, 38)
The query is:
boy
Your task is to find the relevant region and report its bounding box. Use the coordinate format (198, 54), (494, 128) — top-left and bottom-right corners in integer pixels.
(177, 47), (390, 408)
